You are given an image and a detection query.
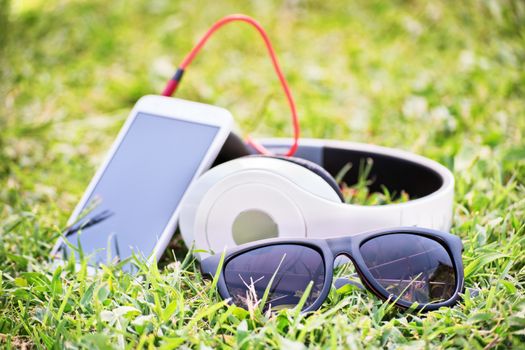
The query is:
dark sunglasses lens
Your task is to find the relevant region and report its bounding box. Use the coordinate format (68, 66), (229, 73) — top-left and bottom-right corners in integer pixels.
(224, 244), (325, 311)
(360, 233), (456, 305)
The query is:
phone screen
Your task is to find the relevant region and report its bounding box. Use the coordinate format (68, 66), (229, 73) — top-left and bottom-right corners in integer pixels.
(61, 112), (219, 266)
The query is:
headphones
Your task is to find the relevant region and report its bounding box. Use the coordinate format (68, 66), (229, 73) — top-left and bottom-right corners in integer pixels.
(180, 138), (454, 260)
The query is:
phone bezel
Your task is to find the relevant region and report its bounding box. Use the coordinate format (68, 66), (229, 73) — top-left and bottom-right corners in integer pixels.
(50, 95), (233, 267)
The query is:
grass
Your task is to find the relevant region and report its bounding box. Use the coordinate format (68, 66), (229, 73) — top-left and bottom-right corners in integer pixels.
(336, 158), (411, 205)
(1, 0), (524, 348)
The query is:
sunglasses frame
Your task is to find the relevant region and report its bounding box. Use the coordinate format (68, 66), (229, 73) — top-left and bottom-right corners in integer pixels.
(200, 227), (464, 312)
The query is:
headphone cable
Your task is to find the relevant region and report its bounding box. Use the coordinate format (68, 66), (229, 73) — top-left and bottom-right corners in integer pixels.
(161, 14), (300, 157)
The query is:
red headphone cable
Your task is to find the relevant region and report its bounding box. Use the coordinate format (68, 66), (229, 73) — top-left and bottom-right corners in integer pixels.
(161, 14), (300, 157)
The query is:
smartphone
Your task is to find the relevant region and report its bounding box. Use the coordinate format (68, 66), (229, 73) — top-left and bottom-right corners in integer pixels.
(51, 95), (233, 268)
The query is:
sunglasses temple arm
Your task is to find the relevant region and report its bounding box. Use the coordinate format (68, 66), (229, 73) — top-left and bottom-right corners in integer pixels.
(466, 287), (480, 298)
(333, 276), (366, 290)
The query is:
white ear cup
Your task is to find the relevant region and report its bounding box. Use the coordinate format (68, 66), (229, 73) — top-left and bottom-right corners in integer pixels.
(179, 157), (341, 258)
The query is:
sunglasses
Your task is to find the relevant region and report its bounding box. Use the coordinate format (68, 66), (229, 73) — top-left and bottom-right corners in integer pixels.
(200, 227), (464, 312)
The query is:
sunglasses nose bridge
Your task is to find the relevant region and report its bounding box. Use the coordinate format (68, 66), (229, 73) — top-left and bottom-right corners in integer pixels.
(326, 237), (354, 258)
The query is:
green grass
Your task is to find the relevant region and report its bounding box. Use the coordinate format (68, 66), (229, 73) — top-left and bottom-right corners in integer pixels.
(1, 0), (524, 348)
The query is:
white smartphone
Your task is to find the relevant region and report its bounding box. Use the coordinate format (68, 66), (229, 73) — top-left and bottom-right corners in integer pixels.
(51, 95), (233, 268)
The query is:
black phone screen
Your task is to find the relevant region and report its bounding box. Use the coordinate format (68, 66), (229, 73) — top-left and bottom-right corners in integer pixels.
(61, 112), (219, 266)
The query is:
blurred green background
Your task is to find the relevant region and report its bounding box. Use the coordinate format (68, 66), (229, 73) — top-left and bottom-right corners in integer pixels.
(1, 0), (524, 203)
(0, 0), (524, 348)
